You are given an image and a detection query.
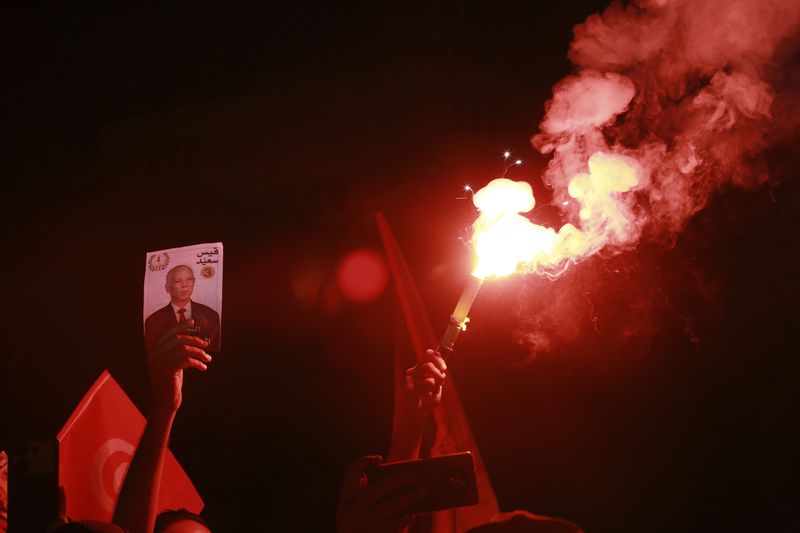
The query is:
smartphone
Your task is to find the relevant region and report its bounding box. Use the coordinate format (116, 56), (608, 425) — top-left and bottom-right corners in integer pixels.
(365, 452), (479, 515)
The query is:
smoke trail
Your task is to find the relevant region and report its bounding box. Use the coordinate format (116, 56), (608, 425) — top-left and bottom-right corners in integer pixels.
(535, 0), (800, 239)
(518, 0), (800, 357)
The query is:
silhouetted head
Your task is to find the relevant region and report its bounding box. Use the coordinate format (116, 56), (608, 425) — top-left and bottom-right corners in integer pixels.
(49, 522), (127, 533)
(466, 510), (583, 533)
(154, 509), (210, 533)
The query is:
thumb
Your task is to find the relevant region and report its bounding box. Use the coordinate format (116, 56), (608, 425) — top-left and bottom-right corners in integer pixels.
(340, 455), (382, 502)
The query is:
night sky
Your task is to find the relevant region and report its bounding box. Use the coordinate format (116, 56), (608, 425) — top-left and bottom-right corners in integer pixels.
(4, 3), (799, 532)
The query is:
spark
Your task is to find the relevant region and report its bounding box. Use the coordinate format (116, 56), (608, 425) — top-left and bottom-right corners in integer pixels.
(471, 152), (640, 279)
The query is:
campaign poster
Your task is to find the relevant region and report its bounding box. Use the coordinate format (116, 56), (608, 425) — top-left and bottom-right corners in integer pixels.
(143, 242), (223, 353)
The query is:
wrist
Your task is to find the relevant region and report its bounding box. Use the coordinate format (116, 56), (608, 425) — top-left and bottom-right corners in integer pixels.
(150, 401), (179, 421)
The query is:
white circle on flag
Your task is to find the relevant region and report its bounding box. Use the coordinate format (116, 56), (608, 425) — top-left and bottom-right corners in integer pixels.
(90, 438), (135, 513)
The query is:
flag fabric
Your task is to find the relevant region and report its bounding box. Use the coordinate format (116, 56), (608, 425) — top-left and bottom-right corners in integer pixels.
(57, 371), (203, 522)
(376, 212), (499, 533)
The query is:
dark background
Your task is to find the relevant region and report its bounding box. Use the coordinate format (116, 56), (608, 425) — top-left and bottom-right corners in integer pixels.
(3, 2), (799, 532)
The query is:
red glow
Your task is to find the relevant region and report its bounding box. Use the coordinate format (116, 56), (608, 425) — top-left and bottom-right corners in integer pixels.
(337, 248), (389, 303)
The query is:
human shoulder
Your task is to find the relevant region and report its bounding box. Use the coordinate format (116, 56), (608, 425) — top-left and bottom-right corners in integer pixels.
(146, 303), (173, 323)
(191, 300), (219, 317)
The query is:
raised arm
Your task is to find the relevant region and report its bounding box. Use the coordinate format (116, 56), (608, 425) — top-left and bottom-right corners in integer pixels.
(388, 349), (447, 461)
(112, 319), (212, 533)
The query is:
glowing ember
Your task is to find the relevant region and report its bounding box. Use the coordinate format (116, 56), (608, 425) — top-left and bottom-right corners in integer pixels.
(471, 151), (641, 279)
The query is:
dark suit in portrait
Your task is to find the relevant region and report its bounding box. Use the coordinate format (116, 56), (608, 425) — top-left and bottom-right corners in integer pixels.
(144, 300), (221, 354)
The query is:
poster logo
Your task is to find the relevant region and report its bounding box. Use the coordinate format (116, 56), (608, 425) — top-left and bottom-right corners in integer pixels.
(148, 253), (170, 272)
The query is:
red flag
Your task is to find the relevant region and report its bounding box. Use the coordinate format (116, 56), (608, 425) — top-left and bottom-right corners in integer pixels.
(56, 371), (203, 522)
(376, 212), (499, 532)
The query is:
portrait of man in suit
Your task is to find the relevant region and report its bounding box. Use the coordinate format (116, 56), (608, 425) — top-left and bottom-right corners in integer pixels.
(144, 264), (220, 353)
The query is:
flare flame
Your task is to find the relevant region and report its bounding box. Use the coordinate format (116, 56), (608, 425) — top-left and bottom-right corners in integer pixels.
(471, 152), (642, 279)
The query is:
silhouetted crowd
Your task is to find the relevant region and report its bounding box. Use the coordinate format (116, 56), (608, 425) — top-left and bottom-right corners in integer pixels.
(2, 324), (583, 533)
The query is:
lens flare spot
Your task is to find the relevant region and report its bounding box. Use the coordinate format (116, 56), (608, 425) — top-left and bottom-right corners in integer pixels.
(337, 248), (389, 303)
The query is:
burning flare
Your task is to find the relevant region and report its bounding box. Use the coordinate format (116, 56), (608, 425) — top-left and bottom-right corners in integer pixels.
(471, 152), (641, 280)
(437, 151), (641, 357)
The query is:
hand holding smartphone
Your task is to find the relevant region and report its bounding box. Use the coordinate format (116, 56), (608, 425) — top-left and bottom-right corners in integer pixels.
(365, 452), (479, 515)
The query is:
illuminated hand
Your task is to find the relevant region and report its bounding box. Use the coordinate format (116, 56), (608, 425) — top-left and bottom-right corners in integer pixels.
(405, 349), (447, 410)
(337, 455), (426, 533)
(148, 319), (212, 414)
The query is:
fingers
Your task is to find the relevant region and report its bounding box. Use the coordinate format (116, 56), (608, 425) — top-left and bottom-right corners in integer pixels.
(419, 361), (446, 382)
(373, 486), (427, 522)
(416, 362), (447, 384)
(149, 345), (212, 387)
(160, 345), (212, 372)
(419, 377), (442, 395)
(405, 362), (446, 383)
(181, 356), (209, 372)
(337, 458), (428, 532)
(151, 335), (208, 360)
(151, 338), (212, 363)
(180, 342), (213, 362)
(154, 319), (197, 349)
(340, 455), (383, 502)
(149, 319), (213, 371)
(175, 334), (211, 348)
(358, 471), (417, 507)
(405, 359), (446, 399)
(424, 349), (447, 374)
(359, 471), (426, 527)
(406, 350), (447, 382)
(406, 375), (441, 396)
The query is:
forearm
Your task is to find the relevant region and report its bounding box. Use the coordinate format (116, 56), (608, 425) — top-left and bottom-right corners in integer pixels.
(388, 426), (423, 462)
(388, 399), (428, 462)
(112, 406), (176, 533)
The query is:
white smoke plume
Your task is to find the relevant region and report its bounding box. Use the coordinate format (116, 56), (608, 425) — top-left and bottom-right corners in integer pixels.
(534, 0), (800, 239)
(517, 0), (800, 357)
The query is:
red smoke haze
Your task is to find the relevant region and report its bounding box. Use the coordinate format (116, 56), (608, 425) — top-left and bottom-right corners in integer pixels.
(517, 0), (800, 357)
